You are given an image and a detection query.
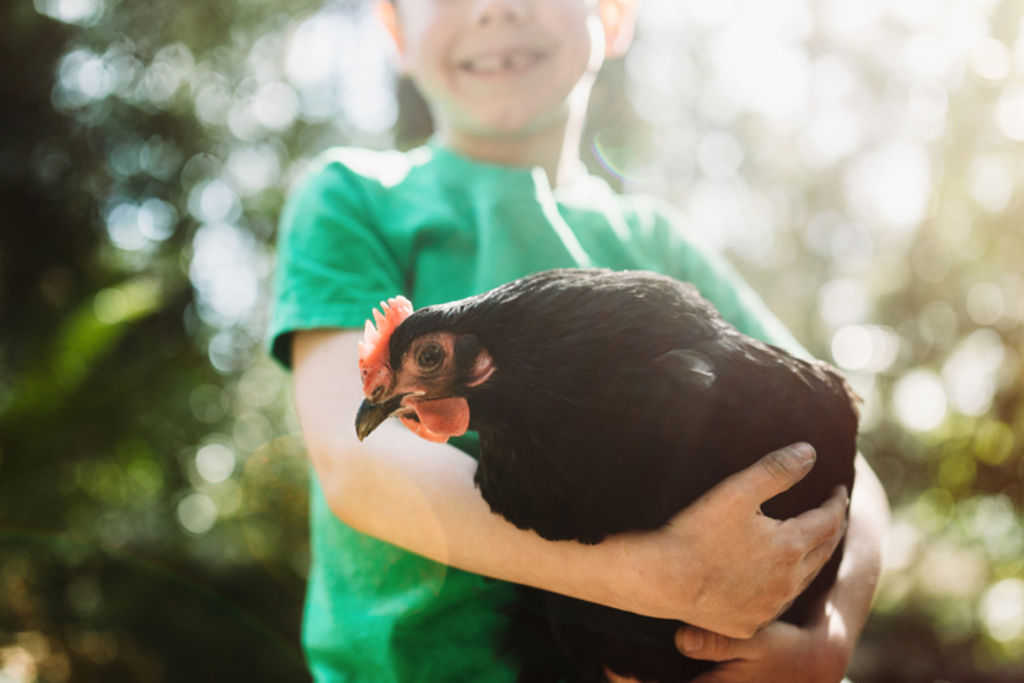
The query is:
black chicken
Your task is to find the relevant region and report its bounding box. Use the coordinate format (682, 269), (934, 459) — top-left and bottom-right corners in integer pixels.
(354, 268), (859, 682)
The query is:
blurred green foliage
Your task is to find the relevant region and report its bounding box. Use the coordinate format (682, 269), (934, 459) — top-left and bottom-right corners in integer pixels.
(1, 0), (1023, 681)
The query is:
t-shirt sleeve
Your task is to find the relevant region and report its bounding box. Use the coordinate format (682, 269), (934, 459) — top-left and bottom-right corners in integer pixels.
(267, 159), (406, 369)
(634, 199), (810, 358)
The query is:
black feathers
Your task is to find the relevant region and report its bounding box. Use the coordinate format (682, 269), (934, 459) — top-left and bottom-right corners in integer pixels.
(383, 268), (859, 681)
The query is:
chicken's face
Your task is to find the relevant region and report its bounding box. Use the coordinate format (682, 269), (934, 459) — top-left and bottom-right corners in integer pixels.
(355, 298), (495, 444)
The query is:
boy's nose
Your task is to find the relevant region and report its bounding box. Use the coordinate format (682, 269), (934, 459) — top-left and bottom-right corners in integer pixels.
(472, 0), (529, 26)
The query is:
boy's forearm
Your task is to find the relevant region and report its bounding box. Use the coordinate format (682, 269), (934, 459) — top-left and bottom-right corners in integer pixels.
(305, 424), (656, 615)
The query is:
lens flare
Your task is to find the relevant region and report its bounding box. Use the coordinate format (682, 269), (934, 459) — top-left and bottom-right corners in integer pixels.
(589, 129), (651, 185)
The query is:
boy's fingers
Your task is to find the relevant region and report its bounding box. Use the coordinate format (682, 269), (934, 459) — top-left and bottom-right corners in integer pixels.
(711, 443), (817, 512)
(788, 484), (849, 549)
(676, 626), (753, 662)
(783, 486), (849, 597)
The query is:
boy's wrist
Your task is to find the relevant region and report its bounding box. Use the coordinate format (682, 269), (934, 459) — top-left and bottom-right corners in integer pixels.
(595, 527), (700, 623)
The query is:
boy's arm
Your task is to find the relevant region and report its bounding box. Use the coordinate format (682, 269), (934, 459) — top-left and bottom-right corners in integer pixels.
(676, 455), (889, 682)
(292, 328), (850, 637)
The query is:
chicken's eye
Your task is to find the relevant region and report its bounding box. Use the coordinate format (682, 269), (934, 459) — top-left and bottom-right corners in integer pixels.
(416, 343), (445, 371)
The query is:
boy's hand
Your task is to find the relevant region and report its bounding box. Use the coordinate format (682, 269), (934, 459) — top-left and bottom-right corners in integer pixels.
(628, 443), (848, 637)
(675, 617), (847, 683)
(674, 452), (888, 682)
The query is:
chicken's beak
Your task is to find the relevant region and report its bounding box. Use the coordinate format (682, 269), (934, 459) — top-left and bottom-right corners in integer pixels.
(355, 394), (405, 441)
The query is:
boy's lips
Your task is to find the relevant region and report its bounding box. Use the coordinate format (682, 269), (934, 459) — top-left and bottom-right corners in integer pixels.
(456, 49), (548, 76)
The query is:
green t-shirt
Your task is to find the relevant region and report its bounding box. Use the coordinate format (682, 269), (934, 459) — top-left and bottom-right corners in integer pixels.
(268, 142), (804, 682)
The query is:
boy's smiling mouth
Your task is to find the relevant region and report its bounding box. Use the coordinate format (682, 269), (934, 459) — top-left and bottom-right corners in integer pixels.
(457, 49), (548, 76)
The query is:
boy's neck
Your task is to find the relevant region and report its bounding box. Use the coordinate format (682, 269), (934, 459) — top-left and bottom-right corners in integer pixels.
(436, 107), (587, 189)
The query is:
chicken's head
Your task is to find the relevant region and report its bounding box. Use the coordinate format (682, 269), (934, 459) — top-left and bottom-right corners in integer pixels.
(355, 297), (494, 443)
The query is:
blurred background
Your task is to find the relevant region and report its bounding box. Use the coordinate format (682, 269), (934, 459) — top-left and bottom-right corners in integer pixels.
(1, 0), (1023, 680)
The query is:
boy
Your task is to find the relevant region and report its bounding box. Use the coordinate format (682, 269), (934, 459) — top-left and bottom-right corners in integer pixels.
(269, 0), (889, 680)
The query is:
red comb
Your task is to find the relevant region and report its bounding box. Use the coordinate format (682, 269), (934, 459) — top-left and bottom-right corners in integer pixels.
(358, 296), (413, 383)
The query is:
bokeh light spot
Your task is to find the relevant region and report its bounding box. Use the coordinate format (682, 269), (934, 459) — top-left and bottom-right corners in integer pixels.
(917, 540), (987, 598)
(942, 328), (1005, 416)
(55, 48), (116, 109)
(980, 578), (1024, 643)
(995, 85), (1024, 140)
(92, 279), (161, 325)
(966, 283), (1005, 326)
(227, 144), (282, 196)
(142, 43), (194, 106)
(696, 131), (744, 178)
(34, 0), (103, 26)
(176, 493), (218, 534)
(883, 518), (921, 573)
(968, 155), (1014, 213)
(831, 324), (899, 374)
(958, 495), (1020, 560)
(969, 37), (1011, 81)
(284, 7), (397, 131)
(196, 444), (235, 484)
(252, 82), (299, 132)
(845, 140), (933, 239)
(188, 179), (241, 224)
(189, 222), (261, 326)
(818, 278), (870, 327)
(894, 369), (947, 432)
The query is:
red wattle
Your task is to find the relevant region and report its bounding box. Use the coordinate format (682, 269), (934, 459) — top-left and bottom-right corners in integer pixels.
(400, 397), (471, 443)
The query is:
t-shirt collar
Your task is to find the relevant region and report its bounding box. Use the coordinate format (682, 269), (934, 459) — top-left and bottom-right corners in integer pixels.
(425, 136), (594, 197)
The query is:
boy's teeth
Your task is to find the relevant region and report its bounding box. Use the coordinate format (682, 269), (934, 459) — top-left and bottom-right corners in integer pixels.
(471, 54), (504, 73)
(464, 51), (538, 74)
